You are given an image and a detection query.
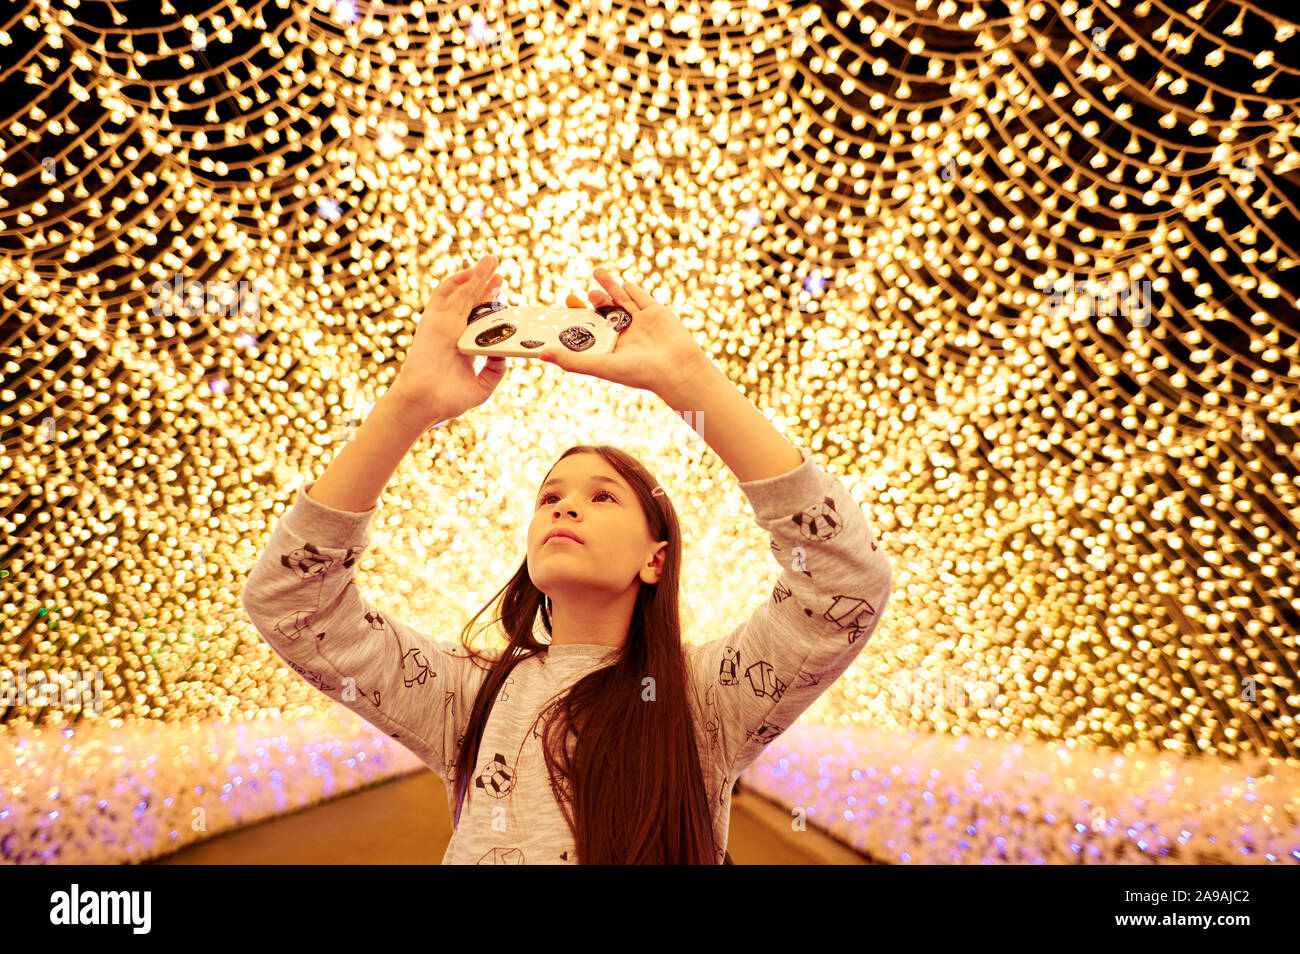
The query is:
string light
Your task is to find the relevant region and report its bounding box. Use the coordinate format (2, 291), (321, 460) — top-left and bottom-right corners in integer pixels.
(0, 0), (1297, 863)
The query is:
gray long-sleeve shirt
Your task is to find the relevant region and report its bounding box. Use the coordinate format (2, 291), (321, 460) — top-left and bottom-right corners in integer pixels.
(240, 443), (892, 863)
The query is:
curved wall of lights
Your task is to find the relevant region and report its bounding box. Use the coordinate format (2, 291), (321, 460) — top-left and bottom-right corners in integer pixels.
(1, 0), (1297, 863)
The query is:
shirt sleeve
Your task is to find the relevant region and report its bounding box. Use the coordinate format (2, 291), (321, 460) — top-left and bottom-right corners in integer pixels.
(684, 444), (892, 780)
(239, 478), (494, 782)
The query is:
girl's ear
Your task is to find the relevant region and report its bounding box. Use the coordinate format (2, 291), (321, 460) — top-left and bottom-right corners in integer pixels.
(644, 541), (668, 584)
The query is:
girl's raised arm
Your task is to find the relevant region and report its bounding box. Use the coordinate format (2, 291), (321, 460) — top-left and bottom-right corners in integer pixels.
(309, 252), (507, 512)
(240, 254), (509, 788)
(684, 444), (893, 782)
(240, 478), (494, 787)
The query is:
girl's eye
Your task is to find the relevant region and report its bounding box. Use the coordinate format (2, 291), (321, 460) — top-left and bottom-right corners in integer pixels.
(538, 491), (615, 505)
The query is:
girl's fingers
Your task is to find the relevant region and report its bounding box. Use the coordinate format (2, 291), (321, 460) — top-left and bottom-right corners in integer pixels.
(454, 260), (500, 291)
(439, 267), (476, 294)
(594, 267), (654, 311)
(593, 267), (633, 310)
(445, 255), (497, 288)
(623, 280), (653, 310)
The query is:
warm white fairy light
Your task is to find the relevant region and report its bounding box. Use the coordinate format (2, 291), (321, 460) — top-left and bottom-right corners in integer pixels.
(0, 0), (1297, 863)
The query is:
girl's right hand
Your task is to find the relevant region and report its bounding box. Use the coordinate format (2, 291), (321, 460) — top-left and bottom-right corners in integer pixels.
(388, 253), (508, 427)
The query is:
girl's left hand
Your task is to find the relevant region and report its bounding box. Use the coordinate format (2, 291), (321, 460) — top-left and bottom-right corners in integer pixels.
(541, 267), (711, 405)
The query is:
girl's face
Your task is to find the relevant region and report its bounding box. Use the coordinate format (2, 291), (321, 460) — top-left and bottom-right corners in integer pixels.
(526, 453), (666, 599)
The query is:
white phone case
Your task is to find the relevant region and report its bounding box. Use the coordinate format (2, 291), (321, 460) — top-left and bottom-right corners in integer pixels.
(457, 303), (632, 359)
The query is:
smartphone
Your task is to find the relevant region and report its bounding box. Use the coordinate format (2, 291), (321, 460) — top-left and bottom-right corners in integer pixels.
(458, 301), (632, 359)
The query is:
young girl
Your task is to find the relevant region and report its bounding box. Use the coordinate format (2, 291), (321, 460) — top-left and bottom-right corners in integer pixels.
(240, 254), (893, 864)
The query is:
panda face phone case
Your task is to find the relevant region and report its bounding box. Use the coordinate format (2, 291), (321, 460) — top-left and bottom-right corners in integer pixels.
(457, 300), (633, 359)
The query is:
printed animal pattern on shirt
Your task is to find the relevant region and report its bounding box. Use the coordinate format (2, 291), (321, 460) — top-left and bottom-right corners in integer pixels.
(478, 847), (525, 864)
(744, 657), (786, 704)
(793, 669), (824, 690)
(694, 489), (891, 791)
(401, 646), (432, 687)
(276, 598), (426, 710)
(761, 497), (882, 644)
(701, 682), (722, 755)
(475, 753), (516, 797)
(270, 541), (463, 764)
(713, 642), (786, 748)
(823, 595), (879, 643)
(282, 542), (365, 577)
(241, 453), (892, 864)
(287, 659), (335, 693)
(792, 496), (845, 542)
(271, 609), (315, 643)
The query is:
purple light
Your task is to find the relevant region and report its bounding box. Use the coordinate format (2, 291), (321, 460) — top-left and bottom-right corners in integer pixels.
(467, 15), (501, 47)
(333, 0), (359, 24)
(317, 198), (342, 221)
(803, 272), (827, 294)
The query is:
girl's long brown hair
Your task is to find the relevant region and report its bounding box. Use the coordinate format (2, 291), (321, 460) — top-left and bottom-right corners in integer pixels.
(448, 444), (718, 864)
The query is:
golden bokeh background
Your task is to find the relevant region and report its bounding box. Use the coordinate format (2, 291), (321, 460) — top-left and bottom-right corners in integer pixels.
(1, 0), (1298, 862)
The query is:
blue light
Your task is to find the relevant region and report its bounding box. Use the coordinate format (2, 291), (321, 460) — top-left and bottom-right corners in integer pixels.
(317, 198), (342, 222)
